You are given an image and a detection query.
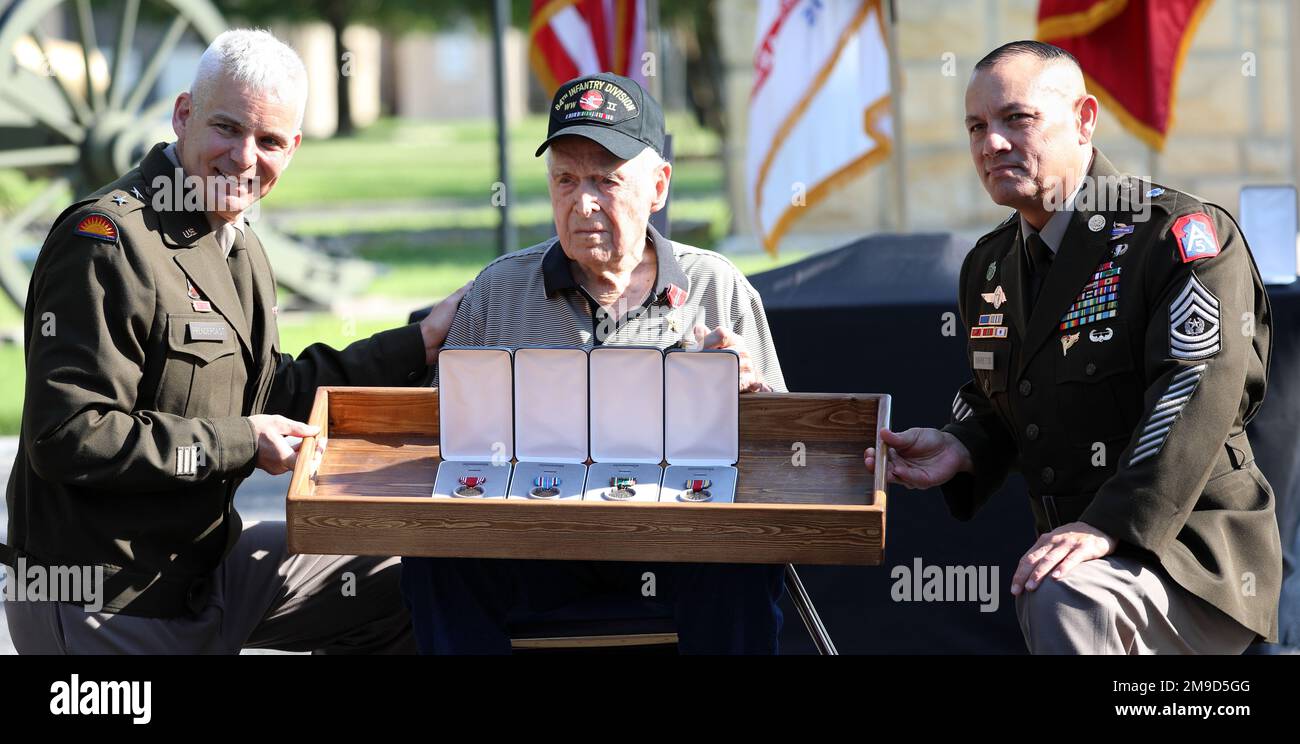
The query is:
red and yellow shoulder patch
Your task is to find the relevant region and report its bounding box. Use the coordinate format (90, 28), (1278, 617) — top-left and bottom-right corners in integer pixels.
(74, 213), (119, 243)
(1171, 212), (1220, 263)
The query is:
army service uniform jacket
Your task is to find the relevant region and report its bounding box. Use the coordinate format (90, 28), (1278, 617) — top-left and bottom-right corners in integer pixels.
(941, 149), (1281, 641)
(3, 143), (430, 617)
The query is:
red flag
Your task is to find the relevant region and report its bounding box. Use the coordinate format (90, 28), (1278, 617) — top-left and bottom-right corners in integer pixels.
(1037, 0), (1214, 150)
(530, 0), (648, 95)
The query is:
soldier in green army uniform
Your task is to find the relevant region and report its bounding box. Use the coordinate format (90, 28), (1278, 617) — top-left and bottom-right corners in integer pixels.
(2, 30), (467, 653)
(865, 41), (1281, 653)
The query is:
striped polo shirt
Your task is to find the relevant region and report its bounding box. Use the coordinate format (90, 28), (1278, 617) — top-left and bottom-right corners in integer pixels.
(437, 224), (787, 392)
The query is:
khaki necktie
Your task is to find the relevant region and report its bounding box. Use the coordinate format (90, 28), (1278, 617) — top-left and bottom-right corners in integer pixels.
(226, 228), (254, 327)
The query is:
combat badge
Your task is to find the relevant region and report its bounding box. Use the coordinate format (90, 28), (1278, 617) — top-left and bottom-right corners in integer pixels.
(1060, 332), (1080, 356)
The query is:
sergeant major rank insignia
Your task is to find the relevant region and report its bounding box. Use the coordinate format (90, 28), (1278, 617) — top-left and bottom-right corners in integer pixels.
(1169, 274), (1220, 359)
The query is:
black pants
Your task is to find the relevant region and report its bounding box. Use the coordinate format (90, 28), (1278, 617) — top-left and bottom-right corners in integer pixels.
(400, 557), (785, 654)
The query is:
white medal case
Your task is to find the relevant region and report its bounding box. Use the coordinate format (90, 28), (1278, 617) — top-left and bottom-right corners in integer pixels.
(585, 346), (665, 502)
(507, 347), (589, 500)
(431, 347), (514, 499)
(661, 348), (739, 503)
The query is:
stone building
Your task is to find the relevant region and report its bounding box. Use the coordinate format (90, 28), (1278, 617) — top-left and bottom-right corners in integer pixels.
(715, 0), (1297, 251)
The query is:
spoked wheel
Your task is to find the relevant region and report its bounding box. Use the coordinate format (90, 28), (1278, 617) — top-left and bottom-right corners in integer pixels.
(0, 0), (225, 308)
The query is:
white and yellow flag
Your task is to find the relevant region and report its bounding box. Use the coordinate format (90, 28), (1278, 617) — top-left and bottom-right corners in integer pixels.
(747, 0), (893, 255)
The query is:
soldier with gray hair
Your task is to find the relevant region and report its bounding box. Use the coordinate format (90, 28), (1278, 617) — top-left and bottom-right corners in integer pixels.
(2, 28), (467, 653)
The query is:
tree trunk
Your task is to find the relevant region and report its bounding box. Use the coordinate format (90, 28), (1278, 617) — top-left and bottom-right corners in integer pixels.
(330, 15), (354, 137)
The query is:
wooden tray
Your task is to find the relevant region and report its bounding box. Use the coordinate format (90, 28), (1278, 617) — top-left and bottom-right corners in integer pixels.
(287, 387), (889, 565)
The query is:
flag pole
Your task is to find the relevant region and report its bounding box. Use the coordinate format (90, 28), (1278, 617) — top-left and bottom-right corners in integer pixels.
(884, 0), (907, 232)
(492, 0), (517, 257)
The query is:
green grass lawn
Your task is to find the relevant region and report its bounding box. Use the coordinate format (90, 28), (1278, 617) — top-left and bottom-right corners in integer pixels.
(0, 114), (813, 434)
(266, 114), (724, 209)
(0, 344), (23, 435)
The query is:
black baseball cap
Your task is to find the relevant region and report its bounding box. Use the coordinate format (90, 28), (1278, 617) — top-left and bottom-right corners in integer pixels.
(535, 72), (665, 160)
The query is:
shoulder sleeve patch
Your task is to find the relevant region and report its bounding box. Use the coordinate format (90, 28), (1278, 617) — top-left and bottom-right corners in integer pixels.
(1171, 212), (1220, 263)
(74, 213), (119, 243)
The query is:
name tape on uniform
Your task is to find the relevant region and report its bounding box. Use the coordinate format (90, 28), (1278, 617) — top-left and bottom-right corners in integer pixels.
(188, 322), (228, 342)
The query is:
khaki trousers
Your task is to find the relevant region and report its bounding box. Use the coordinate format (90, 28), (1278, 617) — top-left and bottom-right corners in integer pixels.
(5, 521), (414, 654)
(1016, 555), (1255, 655)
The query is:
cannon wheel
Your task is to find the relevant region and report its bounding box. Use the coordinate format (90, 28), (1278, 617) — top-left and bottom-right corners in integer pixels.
(0, 0), (376, 313)
(0, 0), (225, 309)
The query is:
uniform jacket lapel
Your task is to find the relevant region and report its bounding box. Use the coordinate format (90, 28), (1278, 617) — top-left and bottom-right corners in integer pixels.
(140, 143), (254, 356)
(1019, 150), (1120, 366)
(243, 228), (279, 361)
(1000, 225), (1028, 337)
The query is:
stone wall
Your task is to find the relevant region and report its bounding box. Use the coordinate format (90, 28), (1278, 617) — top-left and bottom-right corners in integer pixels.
(716, 0), (1297, 250)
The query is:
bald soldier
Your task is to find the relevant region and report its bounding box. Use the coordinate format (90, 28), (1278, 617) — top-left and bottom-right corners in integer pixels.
(866, 41), (1281, 653)
(3, 29), (466, 653)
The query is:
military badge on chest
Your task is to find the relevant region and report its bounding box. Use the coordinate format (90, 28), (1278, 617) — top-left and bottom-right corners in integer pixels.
(186, 278), (212, 312)
(1059, 260), (1122, 331)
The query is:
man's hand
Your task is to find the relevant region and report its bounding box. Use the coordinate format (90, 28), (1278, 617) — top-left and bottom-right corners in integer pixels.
(420, 280), (473, 364)
(863, 427), (973, 489)
(692, 325), (771, 393)
(1011, 522), (1116, 595)
(249, 414), (319, 475)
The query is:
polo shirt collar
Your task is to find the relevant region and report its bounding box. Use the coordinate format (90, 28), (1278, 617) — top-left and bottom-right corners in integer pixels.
(542, 223), (691, 308)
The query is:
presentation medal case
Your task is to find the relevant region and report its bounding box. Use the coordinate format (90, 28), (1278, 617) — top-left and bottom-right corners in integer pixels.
(586, 346), (666, 503)
(507, 347), (589, 501)
(431, 347), (514, 499)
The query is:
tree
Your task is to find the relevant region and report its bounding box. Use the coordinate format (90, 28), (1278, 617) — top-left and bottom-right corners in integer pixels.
(216, 0), (464, 136)
(660, 0), (725, 137)
(215, 0), (724, 138)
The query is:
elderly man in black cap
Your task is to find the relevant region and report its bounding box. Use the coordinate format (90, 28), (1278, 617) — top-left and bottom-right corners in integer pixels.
(399, 73), (790, 654)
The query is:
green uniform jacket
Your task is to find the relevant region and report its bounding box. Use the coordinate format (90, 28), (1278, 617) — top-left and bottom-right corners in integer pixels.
(941, 150), (1281, 642)
(3, 143), (429, 617)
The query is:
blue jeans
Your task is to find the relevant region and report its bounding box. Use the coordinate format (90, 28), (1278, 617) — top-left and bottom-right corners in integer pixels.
(400, 557), (785, 654)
